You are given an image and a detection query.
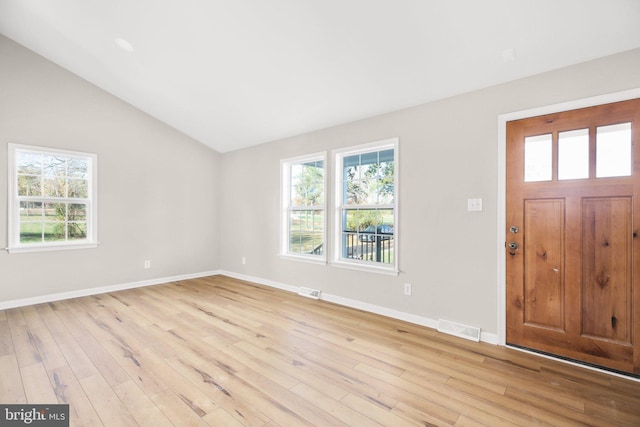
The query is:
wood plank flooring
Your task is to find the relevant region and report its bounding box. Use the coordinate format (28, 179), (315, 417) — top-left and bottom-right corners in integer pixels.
(1, 275), (639, 426)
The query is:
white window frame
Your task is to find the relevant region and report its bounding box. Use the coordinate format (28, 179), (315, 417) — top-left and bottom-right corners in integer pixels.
(7, 143), (98, 253)
(332, 138), (399, 275)
(279, 152), (327, 264)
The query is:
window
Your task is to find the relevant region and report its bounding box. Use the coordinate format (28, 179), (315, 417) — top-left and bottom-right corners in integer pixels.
(596, 122), (632, 178)
(8, 144), (98, 253)
(280, 153), (326, 263)
(523, 122), (632, 182)
(334, 139), (398, 274)
(524, 134), (552, 182)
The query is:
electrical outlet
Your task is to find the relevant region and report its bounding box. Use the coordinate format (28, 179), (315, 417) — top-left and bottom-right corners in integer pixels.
(404, 283), (412, 296)
(144, 260), (151, 269)
(467, 198), (483, 212)
(242, 257), (246, 265)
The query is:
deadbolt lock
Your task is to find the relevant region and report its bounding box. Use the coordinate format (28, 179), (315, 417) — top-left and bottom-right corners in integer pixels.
(509, 225), (519, 234)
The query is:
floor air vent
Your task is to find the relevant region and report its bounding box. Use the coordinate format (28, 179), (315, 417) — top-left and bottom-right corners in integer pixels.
(437, 319), (481, 342)
(298, 287), (321, 300)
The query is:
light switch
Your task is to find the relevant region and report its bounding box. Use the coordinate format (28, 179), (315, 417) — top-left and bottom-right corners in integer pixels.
(467, 198), (483, 212)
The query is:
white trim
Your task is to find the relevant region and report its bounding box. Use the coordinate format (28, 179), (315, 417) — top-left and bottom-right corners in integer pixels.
(279, 253), (327, 265)
(222, 270), (299, 294)
(6, 242), (99, 254)
(7, 143), (98, 253)
(0, 270), (221, 310)
(497, 88), (640, 346)
(279, 151), (327, 262)
(221, 270), (498, 344)
(332, 138), (399, 274)
(329, 260), (399, 276)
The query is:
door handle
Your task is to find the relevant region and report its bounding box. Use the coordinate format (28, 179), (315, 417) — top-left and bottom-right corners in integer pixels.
(508, 241), (519, 256)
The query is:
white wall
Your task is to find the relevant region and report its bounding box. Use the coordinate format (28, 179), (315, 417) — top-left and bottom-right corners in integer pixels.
(219, 48), (640, 336)
(0, 35), (221, 302)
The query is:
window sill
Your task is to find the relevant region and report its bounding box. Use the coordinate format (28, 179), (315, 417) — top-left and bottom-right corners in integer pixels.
(279, 253), (327, 265)
(330, 260), (399, 276)
(7, 242), (99, 254)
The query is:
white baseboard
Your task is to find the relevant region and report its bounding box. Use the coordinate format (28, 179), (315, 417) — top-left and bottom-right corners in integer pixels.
(221, 271), (299, 294)
(220, 270), (499, 345)
(0, 270), (222, 310)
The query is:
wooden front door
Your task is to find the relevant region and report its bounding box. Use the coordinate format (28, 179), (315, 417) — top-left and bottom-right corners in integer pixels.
(506, 98), (640, 375)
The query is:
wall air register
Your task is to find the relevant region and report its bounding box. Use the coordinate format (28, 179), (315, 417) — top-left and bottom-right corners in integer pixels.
(437, 319), (481, 342)
(297, 287), (321, 300)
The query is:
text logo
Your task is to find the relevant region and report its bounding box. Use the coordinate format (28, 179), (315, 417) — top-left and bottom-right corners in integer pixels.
(1, 405), (69, 426)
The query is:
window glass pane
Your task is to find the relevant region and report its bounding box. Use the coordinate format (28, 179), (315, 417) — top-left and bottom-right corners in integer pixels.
(289, 210), (322, 254)
(288, 212), (301, 252)
(69, 203), (87, 221)
(68, 179), (88, 198)
(44, 177), (66, 197)
(343, 209), (358, 232)
(291, 161), (323, 207)
(343, 154), (360, 167)
(345, 177), (364, 205)
(17, 152), (42, 174)
(379, 149), (394, 164)
(524, 134), (552, 182)
(18, 175), (41, 196)
(19, 201), (43, 243)
(344, 149), (394, 205)
(342, 208), (394, 264)
(68, 223), (87, 241)
(44, 203), (66, 222)
(343, 233), (359, 260)
(43, 155), (66, 177)
(44, 222), (66, 242)
(311, 211), (324, 255)
(20, 222), (42, 244)
(290, 164), (302, 187)
(360, 179), (378, 204)
(378, 162), (394, 204)
(360, 151), (378, 166)
(67, 157), (88, 179)
(558, 128), (589, 180)
(378, 209), (394, 229)
(341, 208), (395, 264)
(20, 201), (43, 218)
(596, 123), (631, 178)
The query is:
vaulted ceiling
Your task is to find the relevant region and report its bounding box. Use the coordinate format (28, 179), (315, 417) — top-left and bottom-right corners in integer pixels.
(1, 0), (640, 153)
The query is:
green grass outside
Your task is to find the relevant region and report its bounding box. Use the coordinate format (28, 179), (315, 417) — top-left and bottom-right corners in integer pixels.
(20, 221), (86, 243)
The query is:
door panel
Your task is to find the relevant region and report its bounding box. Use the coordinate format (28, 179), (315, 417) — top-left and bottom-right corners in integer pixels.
(506, 98), (640, 375)
(581, 197), (632, 344)
(523, 199), (565, 331)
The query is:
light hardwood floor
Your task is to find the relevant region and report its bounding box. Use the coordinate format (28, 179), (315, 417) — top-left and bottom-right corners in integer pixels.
(1, 275), (639, 426)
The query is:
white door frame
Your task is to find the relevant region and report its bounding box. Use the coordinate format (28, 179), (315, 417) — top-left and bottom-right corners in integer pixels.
(496, 88), (640, 345)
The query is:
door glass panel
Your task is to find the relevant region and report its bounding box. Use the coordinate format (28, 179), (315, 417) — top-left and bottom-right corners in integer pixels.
(558, 128), (589, 180)
(596, 123), (631, 178)
(524, 134), (552, 182)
